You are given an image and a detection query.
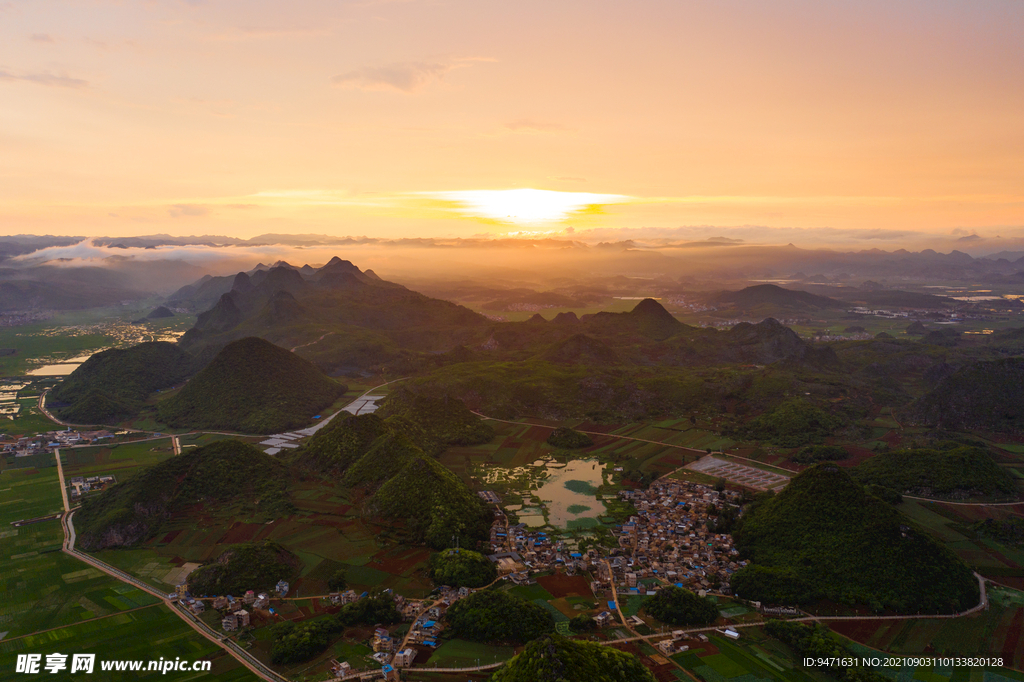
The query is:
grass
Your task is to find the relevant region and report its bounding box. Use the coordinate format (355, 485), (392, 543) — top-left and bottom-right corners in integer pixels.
(427, 639), (514, 667)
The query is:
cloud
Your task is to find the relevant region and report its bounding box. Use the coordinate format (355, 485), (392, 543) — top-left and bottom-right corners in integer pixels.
(957, 234), (982, 242)
(331, 60), (456, 92)
(504, 119), (573, 134)
(331, 57), (493, 93)
(30, 33), (53, 43)
(0, 69), (88, 88)
(168, 204), (209, 218)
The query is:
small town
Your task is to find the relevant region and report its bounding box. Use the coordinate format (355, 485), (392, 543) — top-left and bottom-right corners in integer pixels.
(155, 479), (752, 680)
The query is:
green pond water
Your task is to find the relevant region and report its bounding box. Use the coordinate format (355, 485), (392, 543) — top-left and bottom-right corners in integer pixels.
(478, 457), (609, 529)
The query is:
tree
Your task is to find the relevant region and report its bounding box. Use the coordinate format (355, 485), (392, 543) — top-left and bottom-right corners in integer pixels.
(327, 569), (347, 591)
(569, 614), (597, 632)
(642, 586), (718, 626)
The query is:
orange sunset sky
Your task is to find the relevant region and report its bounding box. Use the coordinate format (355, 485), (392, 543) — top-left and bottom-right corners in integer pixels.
(1, 0), (1022, 249)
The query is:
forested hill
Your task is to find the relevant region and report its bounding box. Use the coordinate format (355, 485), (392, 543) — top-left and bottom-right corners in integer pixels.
(74, 440), (292, 550)
(48, 342), (195, 424)
(490, 634), (656, 682)
(290, 391), (493, 549)
(915, 357), (1024, 433)
(157, 337), (346, 434)
(730, 463), (979, 613)
(852, 447), (1018, 499)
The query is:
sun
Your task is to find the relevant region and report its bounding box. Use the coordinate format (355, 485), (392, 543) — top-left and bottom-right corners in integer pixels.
(425, 188), (630, 224)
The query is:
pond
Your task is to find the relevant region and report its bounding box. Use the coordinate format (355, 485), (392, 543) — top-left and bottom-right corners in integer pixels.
(476, 456), (611, 529)
(25, 353), (101, 376)
(534, 458), (607, 528)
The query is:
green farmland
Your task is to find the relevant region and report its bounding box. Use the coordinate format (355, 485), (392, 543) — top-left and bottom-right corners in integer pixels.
(0, 604), (249, 682)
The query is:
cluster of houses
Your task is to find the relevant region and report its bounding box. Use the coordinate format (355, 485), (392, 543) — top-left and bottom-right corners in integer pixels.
(1, 435), (50, 457)
(486, 481), (745, 604)
(173, 583), (271, 631)
(1, 429), (119, 458)
(598, 481), (745, 594)
(69, 475), (116, 499)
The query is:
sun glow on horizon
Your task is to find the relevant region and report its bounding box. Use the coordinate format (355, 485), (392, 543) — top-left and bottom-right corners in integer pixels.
(423, 189), (631, 224)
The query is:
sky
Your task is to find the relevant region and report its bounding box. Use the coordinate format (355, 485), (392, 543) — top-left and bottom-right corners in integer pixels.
(1, 0), (1023, 251)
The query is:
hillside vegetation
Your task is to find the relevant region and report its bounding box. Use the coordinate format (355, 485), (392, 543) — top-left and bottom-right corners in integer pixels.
(186, 542), (298, 596)
(157, 337), (346, 434)
(730, 464), (979, 613)
(491, 634), (656, 682)
(375, 385), (494, 450)
(915, 358), (1024, 433)
(290, 392), (493, 549)
(852, 447), (1017, 499)
(370, 454), (492, 549)
(292, 413), (389, 474)
(50, 342), (194, 424)
(74, 439), (292, 550)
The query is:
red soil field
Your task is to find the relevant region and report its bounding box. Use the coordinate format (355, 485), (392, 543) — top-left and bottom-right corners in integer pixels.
(374, 548), (430, 575)
(536, 573), (593, 599)
(159, 529), (182, 544)
(1000, 608), (1023, 665)
(219, 521), (263, 544)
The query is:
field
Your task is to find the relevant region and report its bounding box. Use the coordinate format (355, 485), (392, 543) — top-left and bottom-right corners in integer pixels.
(60, 439), (179, 482)
(0, 604), (249, 682)
(898, 499), (1024, 588)
(0, 465), (169, 641)
(427, 639), (514, 667)
(829, 586), (1024, 670)
(671, 627), (1024, 682)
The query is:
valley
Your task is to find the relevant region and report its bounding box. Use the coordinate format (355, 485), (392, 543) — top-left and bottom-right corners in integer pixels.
(2, 256), (1024, 682)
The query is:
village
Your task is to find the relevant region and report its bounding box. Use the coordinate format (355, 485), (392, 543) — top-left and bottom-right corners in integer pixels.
(155, 479), (755, 680)
(0, 427), (118, 457)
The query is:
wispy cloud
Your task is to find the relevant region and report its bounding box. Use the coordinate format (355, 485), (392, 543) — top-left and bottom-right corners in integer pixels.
(0, 69), (88, 88)
(331, 57), (492, 93)
(168, 204), (209, 218)
(30, 33), (53, 43)
(332, 61), (454, 92)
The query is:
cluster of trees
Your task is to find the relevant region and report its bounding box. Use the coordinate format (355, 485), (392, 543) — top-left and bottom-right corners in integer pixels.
(642, 586), (718, 626)
(158, 337), (346, 434)
(327, 569), (347, 591)
(765, 621), (887, 682)
(546, 427), (594, 449)
(187, 542), (297, 596)
(792, 445), (849, 464)
(972, 518), (1024, 547)
(490, 634), (656, 682)
(568, 614), (596, 632)
(444, 590), (555, 644)
(730, 464), (980, 614)
(75, 440), (293, 550)
(852, 446), (1016, 498)
(428, 548), (497, 588)
(737, 399), (845, 447)
(270, 592), (400, 664)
